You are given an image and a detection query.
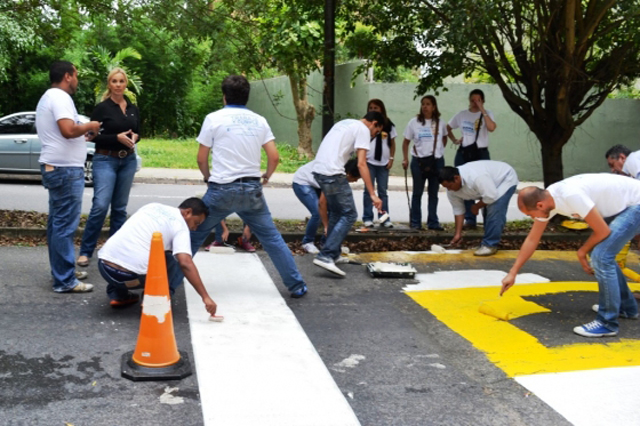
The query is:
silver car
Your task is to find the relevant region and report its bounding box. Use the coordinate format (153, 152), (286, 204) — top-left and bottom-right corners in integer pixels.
(0, 111), (142, 186)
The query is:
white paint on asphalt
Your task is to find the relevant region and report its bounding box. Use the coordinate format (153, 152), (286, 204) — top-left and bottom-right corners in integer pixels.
(186, 252), (361, 426)
(159, 387), (185, 405)
(403, 270), (549, 292)
(333, 354), (366, 372)
(516, 366), (640, 426)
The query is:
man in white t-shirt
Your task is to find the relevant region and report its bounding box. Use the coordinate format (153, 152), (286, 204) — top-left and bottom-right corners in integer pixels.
(439, 161), (518, 256)
(605, 144), (640, 179)
(311, 112), (384, 276)
(184, 75), (308, 298)
(501, 174), (640, 337)
(36, 61), (101, 293)
(97, 198), (217, 313)
(447, 89), (497, 230)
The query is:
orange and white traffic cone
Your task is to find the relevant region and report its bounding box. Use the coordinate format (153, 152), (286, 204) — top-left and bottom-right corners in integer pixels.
(121, 232), (192, 381)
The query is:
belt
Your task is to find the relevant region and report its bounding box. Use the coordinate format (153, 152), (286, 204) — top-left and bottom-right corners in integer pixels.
(232, 177), (261, 183)
(96, 148), (135, 159)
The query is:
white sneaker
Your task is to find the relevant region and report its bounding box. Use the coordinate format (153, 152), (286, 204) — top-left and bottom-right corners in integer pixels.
(363, 221), (374, 228)
(382, 221), (394, 228)
(334, 256), (350, 264)
(592, 304), (639, 319)
(474, 246), (497, 256)
(75, 271), (88, 280)
(302, 242), (320, 254)
(313, 258), (346, 276)
(70, 282), (94, 293)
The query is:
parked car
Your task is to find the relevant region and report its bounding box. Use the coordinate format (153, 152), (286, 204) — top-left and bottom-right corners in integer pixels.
(0, 111), (142, 186)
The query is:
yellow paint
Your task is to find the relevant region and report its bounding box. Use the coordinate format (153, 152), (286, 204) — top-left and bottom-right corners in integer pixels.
(478, 297), (550, 320)
(407, 281), (640, 377)
(560, 219), (589, 230)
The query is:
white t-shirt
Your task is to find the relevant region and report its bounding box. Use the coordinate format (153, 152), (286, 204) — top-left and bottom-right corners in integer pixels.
(197, 106), (275, 184)
(623, 151), (640, 179)
(547, 173), (640, 220)
(98, 203), (192, 275)
(448, 109), (495, 148)
(293, 161), (320, 188)
(36, 88), (86, 167)
(403, 117), (447, 159)
(366, 125), (397, 166)
(313, 119), (370, 176)
(446, 160), (518, 215)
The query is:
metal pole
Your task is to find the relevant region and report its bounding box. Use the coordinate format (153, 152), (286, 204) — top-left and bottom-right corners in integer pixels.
(322, 0), (335, 137)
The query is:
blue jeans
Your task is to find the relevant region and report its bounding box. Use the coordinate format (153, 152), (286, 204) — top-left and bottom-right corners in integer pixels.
(98, 252), (182, 300)
(454, 147), (491, 225)
(181, 181), (305, 293)
(293, 183), (322, 244)
(590, 205), (640, 331)
(363, 164), (389, 223)
(40, 165), (85, 292)
(410, 156), (445, 229)
(481, 185), (516, 247)
(80, 153), (137, 258)
(313, 173), (357, 262)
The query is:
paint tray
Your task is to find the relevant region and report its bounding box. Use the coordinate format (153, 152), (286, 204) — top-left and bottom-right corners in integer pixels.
(366, 262), (417, 278)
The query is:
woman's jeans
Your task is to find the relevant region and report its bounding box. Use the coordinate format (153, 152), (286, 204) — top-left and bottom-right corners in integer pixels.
(293, 183), (322, 244)
(363, 163), (389, 223)
(313, 173), (357, 262)
(591, 205), (640, 331)
(454, 147), (490, 225)
(80, 153), (137, 258)
(410, 156), (445, 229)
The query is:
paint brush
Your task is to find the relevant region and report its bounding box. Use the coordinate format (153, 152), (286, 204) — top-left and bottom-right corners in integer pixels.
(208, 315), (225, 322)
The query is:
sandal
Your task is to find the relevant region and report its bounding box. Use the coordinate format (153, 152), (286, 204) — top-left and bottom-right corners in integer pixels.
(77, 255), (90, 267)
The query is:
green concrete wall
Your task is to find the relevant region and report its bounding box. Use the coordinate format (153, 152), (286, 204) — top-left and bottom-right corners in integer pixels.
(247, 64), (640, 181)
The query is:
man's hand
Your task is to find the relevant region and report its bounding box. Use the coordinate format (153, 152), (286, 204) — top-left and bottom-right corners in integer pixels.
(202, 296), (217, 315)
(450, 233), (462, 246)
(261, 173), (270, 185)
(577, 248), (594, 275)
(221, 227), (229, 242)
(371, 194), (383, 210)
(500, 272), (516, 296)
(470, 203), (482, 216)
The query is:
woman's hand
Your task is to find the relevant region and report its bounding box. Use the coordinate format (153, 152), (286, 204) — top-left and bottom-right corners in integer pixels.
(117, 130), (136, 149)
(386, 159), (394, 170)
(402, 159), (408, 170)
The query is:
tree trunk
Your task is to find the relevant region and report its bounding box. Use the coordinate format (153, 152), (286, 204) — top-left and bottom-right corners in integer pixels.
(538, 129), (573, 188)
(289, 75), (315, 159)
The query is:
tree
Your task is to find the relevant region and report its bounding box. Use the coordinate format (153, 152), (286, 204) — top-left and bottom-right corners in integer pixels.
(83, 46), (143, 103)
(358, 0), (640, 186)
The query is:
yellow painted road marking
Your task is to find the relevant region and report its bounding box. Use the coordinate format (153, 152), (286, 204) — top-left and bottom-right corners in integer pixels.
(407, 281), (640, 377)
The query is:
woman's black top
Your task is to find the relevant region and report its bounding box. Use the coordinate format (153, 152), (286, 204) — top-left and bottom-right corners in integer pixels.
(90, 96), (140, 151)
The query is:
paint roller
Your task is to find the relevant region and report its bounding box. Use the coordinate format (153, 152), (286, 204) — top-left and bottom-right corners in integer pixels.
(478, 297), (519, 321)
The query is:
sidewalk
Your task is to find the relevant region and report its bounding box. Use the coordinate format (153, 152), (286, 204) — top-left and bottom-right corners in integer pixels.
(134, 167), (544, 192)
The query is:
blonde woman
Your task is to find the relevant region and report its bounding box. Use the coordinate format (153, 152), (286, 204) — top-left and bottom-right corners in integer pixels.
(77, 68), (140, 267)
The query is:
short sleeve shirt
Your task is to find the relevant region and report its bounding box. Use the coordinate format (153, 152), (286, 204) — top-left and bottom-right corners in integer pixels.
(293, 161), (320, 188)
(197, 106), (274, 184)
(313, 119), (370, 176)
(403, 117), (447, 158)
(448, 109), (495, 148)
(623, 151), (640, 180)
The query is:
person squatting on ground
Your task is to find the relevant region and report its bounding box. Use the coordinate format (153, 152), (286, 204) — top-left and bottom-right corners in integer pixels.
(205, 221), (256, 252)
(36, 60), (101, 293)
(402, 95), (448, 231)
(293, 159), (361, 254)
(447, 89), (497, 229)
(97, 198), (217, 313)
(501, 174), (640, 337)
(605, 144), (640, 179)
(363, 99), (396, 228)
(77, 68), (140, 267)
(183, 74), (308, 298)
(312, 112), (384, 277)
(439, 161), (518, 256)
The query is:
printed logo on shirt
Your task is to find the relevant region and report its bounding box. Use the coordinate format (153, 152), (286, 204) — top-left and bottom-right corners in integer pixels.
(417, 128), (434, 142)
(461, 120), (478, 136)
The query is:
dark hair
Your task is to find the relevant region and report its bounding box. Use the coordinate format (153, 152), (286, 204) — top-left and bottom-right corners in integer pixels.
(605, 144), (631, 159)
(519, 187), (547, 210)
(363, 111), (385, 127)
(469, 89), (485, 102)
(417, 95), (441, 125)
(50, 61), (75, 84)
(221, 75), (250, 105)
(179, 197), (209, 217)
(344, 158), (361, 178)
(367, 98), (394, 128)
(438, 166), (460, 183)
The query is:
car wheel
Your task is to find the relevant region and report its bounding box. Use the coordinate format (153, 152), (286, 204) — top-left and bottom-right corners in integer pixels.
(84, 156), (93, 187)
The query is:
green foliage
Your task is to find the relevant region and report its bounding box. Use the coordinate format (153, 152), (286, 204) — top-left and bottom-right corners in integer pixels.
(82, 46), (143, 103)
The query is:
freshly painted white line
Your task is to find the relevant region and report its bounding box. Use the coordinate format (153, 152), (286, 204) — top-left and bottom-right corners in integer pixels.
(516, 366), (640, 426)
(186, 252), (361, 426)
(403, 269), (549, 292)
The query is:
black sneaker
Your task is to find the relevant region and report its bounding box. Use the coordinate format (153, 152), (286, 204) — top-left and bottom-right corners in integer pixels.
(290, 285), (308, 299)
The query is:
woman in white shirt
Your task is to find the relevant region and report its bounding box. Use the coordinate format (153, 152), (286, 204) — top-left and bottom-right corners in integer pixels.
(402, 95), (448, 230)
(363, 99), (396, 228)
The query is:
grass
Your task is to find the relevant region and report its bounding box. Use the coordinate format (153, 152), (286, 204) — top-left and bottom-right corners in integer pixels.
(138, 138), (310, 173)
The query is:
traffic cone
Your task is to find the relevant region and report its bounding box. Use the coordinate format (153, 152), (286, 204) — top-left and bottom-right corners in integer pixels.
(121, 232), (192, 381)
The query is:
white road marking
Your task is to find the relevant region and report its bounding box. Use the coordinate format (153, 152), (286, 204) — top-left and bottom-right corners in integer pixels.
(186, 252), (361, 426)
(403, 269), (549, 292)
(516, 367), (640, 426)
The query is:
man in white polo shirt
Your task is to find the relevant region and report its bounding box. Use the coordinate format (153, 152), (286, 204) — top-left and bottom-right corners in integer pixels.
(36, 60), (100, 293)
(605, 144), (640, 179)
(183, 75), (308, 298)
(501, 174), (640, 337)
(311, 112), (384, 276)
(439, 161), (518, 256)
